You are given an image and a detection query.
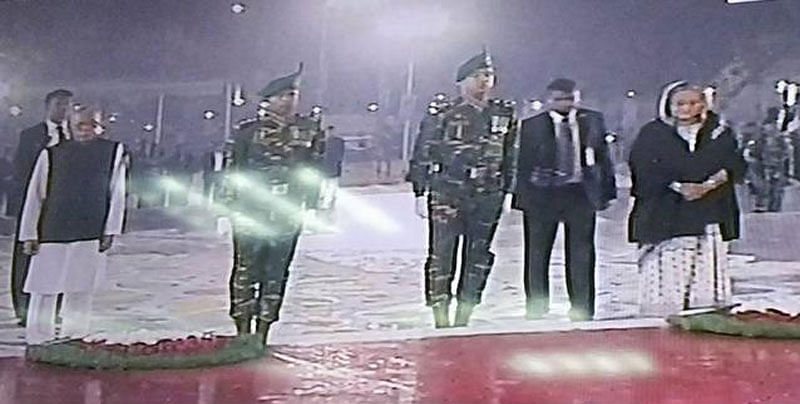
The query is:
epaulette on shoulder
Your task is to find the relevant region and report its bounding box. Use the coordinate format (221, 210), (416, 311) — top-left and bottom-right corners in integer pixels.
(426, 93), (451, 116)
(489, 98), (517, 108)
(233, 118), (258, 130)
(295, 114), (316, 125)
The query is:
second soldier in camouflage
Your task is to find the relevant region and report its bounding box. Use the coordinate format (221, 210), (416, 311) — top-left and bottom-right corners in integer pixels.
(408, 49), (518, 328)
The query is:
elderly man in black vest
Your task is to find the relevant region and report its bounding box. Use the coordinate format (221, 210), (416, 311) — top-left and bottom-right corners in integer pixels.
(18, 105), (126, 344)
(512, 79), (616, 322)
(10, 89), (73, 325)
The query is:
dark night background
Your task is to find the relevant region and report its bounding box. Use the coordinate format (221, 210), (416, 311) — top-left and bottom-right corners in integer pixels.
(1, 0), (798, 149)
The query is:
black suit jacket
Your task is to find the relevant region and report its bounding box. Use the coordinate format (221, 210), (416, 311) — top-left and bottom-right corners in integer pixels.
(11, 122), (50, 216)
(512, 108), (616, 211)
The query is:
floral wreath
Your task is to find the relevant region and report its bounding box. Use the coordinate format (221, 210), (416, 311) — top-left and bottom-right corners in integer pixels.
(26, 333), (265, 370)
(668, 306), (800, 339)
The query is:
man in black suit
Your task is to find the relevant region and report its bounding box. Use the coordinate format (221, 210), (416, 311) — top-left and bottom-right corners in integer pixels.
(512, 79), (616, 321)
(0, 148), (14, 216)
(10, 89), (73, 324)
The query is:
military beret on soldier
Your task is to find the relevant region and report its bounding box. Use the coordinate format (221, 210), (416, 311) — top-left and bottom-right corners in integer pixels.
(258, 63), (304, 99)
(455, 48), (494, 83)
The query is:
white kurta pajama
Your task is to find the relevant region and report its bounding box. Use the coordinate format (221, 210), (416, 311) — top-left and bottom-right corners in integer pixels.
(19, 144), (126, 344)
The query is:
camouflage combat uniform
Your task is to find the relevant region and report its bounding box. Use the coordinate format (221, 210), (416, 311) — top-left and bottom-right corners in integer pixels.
(408, 96), (518, 307)
(746, 128), (793, 212)
(224, 110), (326, 325)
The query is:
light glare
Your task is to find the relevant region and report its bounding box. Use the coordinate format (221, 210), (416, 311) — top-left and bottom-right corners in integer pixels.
(509, 349), (655, 379)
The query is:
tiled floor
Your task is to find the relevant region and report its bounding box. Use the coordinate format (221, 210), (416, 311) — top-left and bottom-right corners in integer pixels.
(0, 187), (799, 403)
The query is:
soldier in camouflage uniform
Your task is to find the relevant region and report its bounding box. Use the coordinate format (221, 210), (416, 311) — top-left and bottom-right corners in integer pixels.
(745, 108), (794, 212)
(407, 49), (518, 328)
(224, 64), (326, 345)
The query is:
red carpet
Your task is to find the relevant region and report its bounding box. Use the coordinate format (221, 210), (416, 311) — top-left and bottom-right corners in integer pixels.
(3, 328), (800, 404)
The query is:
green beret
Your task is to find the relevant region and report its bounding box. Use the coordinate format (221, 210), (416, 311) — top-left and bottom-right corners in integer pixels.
(456, 48), (493, 82)
(259, 63), (303, 99)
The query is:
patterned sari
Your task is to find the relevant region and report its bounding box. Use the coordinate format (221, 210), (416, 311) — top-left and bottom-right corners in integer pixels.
(638, 224), (732, 317)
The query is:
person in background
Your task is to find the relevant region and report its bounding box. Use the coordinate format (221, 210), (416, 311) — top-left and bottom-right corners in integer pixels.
(203, 142), (226, 205)
(744, 108), (794, 213)
(0, 148), (14, 216)
(10, 89), (73, 325)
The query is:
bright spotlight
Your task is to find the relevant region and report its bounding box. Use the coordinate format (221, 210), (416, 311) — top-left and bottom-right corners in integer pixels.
(297, 167), (322, 184)
(227, 172), (337, 233)
(508, 349), (654, 379)
(159, 175), (277, 237)
(335, 189), (400, 233)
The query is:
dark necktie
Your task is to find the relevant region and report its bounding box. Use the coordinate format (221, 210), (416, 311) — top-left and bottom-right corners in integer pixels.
(555, 119), (576, 178)
(56, 125), (66, 143)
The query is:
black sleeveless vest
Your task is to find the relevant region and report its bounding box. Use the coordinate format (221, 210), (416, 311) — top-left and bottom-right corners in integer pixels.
(39, 139), (118, 242)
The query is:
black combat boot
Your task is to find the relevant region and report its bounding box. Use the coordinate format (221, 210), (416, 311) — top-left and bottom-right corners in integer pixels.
(453, 302), (475, 327)
(255, 320), (272, 347)
(234, 318), (251, 335)
(432, 303), (450, 328)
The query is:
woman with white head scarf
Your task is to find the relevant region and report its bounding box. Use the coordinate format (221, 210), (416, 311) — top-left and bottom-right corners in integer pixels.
(628, 81), (745, 317)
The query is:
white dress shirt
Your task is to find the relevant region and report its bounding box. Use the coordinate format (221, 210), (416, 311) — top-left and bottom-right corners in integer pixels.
(676, 123), (702, 153)
(45, 120), (70, 147)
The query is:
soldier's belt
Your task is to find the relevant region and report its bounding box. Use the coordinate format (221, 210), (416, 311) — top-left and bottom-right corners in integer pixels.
(430, 164), (499, 180)
(288, 140), (313, 148)
(270, 184), (289, 195)
(245, 183), (290, 195)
